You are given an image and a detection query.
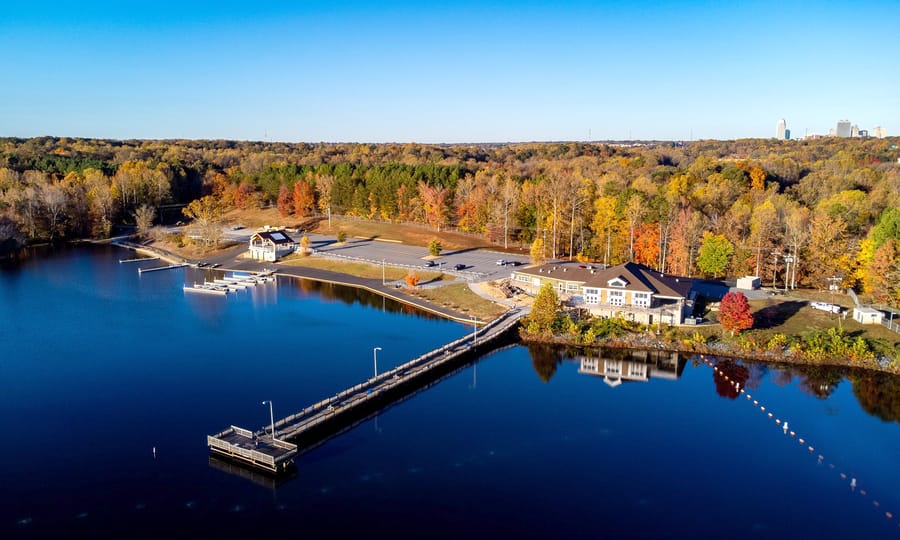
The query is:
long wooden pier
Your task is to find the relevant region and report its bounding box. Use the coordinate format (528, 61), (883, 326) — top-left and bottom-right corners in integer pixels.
(207, 307), (527, 473)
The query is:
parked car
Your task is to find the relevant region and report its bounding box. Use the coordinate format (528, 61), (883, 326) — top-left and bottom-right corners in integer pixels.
(496, 259), (507, 266)
(810, 301), (841, 314)
(424, 260), (437, 267)
(454, 263), (466, 271)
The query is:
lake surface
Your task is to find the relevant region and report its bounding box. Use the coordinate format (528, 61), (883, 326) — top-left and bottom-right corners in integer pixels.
(3, 245), (900, 539)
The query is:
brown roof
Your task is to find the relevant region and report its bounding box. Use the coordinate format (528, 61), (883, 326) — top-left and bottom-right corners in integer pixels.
(585, 262), (692, 299)
(514, 261), (691, 299)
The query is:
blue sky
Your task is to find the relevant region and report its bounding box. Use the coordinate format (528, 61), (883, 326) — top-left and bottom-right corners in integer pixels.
(1, 1), (897, 142)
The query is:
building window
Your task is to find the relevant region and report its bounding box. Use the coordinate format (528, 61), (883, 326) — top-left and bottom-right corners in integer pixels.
(567, 283), (580, 291)
(633, 292), (650, 307)
(584, 288), (599, 305)
(609, 289), (624, 306)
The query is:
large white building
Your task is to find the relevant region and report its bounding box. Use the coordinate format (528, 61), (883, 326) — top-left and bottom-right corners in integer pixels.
(776, 118), (788, 140)
(873, 126), (888, 139)
(836, 120), (852, 138)
(510, 261), (694, 325)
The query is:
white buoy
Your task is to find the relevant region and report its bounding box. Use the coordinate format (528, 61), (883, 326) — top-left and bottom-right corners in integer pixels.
(851, 478), (857, 489)
(784, 421), (789, 432)
(799, 438), (805, 444)
(152, 447), (157, 459)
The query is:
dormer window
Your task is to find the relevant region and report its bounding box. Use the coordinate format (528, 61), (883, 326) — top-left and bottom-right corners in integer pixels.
(608, 276), (628, 288)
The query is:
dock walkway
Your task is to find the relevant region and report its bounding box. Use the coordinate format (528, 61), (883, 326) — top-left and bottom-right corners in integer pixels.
(208, 307), (527, 473)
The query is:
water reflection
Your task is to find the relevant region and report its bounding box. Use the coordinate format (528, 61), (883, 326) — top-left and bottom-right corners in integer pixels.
(577, 349), (684, 387)
(281, 277), (440, 320)
(525, 345), (685, 386)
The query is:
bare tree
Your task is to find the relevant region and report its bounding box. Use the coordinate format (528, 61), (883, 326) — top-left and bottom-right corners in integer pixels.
(134, 204), (156, 238)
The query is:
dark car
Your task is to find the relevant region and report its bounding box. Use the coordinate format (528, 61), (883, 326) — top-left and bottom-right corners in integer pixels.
(454, 263), (466, 271)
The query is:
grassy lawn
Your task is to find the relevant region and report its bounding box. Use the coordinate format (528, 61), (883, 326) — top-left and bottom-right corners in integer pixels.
(408, 283), (508, 321)
(314, 216), (500, 251)
(280, 254), (451, 283)
(699, 291), (900, 353)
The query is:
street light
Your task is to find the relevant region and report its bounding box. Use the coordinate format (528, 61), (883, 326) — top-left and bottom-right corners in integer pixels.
(472, 316), (478, 345)
(373, 347), (382, 378)
(261, 400), (276, 442)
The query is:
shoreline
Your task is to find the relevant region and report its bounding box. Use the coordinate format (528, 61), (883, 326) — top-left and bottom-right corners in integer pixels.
(520, 333), (900, 375)
(108, 239), (502, 326)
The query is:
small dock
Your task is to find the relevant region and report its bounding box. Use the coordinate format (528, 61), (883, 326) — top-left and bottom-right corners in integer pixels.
(208, 308), (526, 474)
(138, 263), (188, 274)
(119, 256), (159, 263)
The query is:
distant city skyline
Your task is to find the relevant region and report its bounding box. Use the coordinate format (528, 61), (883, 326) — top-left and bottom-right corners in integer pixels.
(1, 1), (898, 143)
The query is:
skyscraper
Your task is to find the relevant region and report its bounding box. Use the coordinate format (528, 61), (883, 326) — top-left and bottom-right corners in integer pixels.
(776, 118), (788, 140)
(873, 126), (887, 139)
(836, 120), (851, 138)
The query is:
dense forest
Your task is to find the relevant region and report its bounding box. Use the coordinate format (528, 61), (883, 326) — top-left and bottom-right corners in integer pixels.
(2, 136), (900, 303)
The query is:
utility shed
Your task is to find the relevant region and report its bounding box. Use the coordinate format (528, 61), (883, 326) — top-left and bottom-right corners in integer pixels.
(736, 276), (760, 290)
(852, 307), (884, 325)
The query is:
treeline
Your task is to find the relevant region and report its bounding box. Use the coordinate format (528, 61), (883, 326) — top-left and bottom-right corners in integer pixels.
(2, 136), (900, 305)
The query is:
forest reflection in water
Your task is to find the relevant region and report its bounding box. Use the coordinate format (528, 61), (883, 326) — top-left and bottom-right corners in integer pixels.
(526, 343), (900, 424)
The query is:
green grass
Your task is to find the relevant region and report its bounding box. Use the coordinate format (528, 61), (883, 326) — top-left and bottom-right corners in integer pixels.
(408, 283), (508, 321)
(281, 255), (450, 282)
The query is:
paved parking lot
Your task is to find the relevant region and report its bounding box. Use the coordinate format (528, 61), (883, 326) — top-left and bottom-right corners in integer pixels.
(212, 226), (529, 282)
(307, 234), (528, 281)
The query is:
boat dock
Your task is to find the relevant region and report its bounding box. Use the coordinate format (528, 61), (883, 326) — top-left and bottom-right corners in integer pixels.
(119, 256), (159, 263)
(208, 307), (526, 473)
(183, 270), (275, 295)
(138, 263), (188, 274)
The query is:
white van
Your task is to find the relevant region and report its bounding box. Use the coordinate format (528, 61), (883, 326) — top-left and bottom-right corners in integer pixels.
(810, 301), (841, 314)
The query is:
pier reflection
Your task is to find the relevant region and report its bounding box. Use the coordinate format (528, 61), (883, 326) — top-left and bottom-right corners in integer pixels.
(208, 456), (297, 490)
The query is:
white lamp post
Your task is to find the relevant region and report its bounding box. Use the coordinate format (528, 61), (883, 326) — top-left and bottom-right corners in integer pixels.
(472, 316), (477, 345)
(373, 347), (382, 378)
(261, 400), (276, 442)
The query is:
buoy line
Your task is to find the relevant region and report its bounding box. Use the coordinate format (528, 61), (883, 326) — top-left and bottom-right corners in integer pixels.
(699, 354), (898, 528)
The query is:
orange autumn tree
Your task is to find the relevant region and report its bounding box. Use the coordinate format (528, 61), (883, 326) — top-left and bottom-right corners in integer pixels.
(719, 291), (753, 336)
(293, 180), (315, 217)
(633, 222), (660, 267)
(405, 272), (420, 288)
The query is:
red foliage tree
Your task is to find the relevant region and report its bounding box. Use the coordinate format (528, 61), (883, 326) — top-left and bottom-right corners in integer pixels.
(719, 291), (754, 336)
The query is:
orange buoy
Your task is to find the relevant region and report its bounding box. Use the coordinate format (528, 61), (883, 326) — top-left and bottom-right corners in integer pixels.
(799, 438), (805, 444)
(790, 431), (796, 437)
(808, 446), (814, 452)
(886, 512), (892, 519)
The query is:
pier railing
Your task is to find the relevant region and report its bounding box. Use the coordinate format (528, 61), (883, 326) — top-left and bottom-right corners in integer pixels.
(210, 307), (526, 474)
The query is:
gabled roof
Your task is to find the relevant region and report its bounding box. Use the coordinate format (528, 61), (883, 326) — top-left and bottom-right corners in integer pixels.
(251, 230), (295, 244)
(513, 261), (691, 299)
(585, 262), (692, 299)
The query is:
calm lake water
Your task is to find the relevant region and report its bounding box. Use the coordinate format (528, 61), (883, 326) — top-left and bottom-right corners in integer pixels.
(3, 245), (900, 539)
